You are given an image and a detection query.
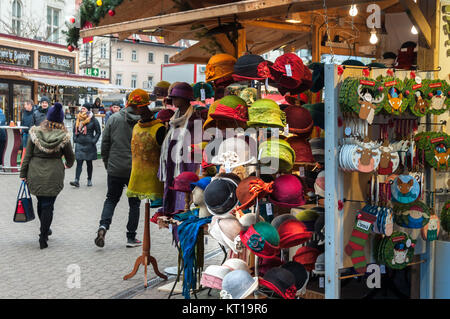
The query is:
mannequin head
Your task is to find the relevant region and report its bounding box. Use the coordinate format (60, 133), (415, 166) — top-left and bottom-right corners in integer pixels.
(192, 186), (211, 218)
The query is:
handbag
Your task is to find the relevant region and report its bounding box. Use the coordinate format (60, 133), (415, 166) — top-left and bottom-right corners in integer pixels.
(14, 181), (35, 223)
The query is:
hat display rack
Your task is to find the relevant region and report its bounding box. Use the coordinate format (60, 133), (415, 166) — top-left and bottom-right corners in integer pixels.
(327, 61), (449, 298)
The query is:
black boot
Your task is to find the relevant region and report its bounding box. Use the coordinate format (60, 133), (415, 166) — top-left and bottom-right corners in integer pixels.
(87, 179), (93, 187)
(39, 235), (48, 249)
(70, 179), (80, 187)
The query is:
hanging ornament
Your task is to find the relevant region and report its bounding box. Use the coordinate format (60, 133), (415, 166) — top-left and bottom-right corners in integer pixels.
(387, 69), (394, 77)
(96, 0), (103, 6)
(410, 71), (416, 79)
(337, 65), (344, 76)
(362, 68), (370, 77)
(108, 9), (115, 16)
(67, 45), (74, 52)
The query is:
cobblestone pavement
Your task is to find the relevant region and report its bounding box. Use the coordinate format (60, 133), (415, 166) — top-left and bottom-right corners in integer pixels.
(0, 160), (220, 299)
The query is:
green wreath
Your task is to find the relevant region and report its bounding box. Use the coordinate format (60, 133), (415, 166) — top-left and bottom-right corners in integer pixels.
(424, 79), (450, 115)
(378, 76), (409, 115)
(415, 131), (450, 171)
(382, 231), (415, 270)
(339, 77), (384, 116)
(393, 200), (430, 229)
(339, 77), (357, 113)
(404, 78), (431, 117)
(441, 200), (450, 233)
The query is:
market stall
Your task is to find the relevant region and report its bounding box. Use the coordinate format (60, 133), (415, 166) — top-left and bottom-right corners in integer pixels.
(75, 0), (449, 299)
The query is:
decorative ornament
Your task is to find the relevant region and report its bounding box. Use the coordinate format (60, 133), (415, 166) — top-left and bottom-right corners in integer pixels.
(387, 69), (394, 77)
(362, 68), (370, 77)
(108, 9), (115, 16)
(421, 214), (440, 241)
(337, 65), (344, 76)
(96, 0), (103, 6)
(69, 17), (76, 24)
(67, 45), (74, 52)
(415, 131), (450, 171)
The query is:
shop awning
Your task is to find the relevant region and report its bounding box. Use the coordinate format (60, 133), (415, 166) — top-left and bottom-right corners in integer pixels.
(24, 75), (125, 91)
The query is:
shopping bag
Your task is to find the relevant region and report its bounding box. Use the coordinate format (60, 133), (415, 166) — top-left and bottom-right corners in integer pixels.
(13, 181), (35, 223)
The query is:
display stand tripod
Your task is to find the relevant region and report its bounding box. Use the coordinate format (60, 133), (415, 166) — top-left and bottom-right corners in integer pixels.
(123, 199), (168, 287)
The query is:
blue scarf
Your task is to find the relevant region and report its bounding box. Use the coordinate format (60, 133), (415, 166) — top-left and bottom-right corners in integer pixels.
(177, 213), (212, 299)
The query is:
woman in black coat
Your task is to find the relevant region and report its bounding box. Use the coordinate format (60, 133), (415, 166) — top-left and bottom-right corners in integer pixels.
(70, 103), (101, 187)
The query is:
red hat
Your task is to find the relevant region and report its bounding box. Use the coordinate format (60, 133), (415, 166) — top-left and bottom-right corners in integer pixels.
(156, 108), (175, 123)
(169, 172), (199, 193)
(269, 174), (306, 208)
(284, 105), (313, 136)
(239, 223), (280, 259)
(277, 219), (312, 248)
(235, 176), (273, 211)
(293, 246), (321, 272)
(284, 93), (308, 106)
(286, 136), (315, 163)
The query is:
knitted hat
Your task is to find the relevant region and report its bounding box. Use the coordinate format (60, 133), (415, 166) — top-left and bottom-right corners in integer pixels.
(210, 95), (248, 127)
(258, 139), (296, 173)
(82, 103), (92, 110)
(293, 246), (321, 272)
(258, 267), (297, 299)
(277, 219), (312, 248)
(156, 108), (175, 123)
(193, 82), (214, 100)
(235, 176), (273, 212)
(309, 62), (325, 93)
(169, 172), (199, 193)
(204, 178), (238, 216)
(127, 88), (150, 107)
(206, 53), (237, 83)
(46, 102), (64, 123)
(190, 176), (212, 191)
(232, 54), (266, 81)
(284, 105), (313, 136)
(220, 270), (258, 299)
(281, 261), (309, 294)
(314, 170), (325, 198)
(247, 99), (286, 129)
(168, 82), (194, 101)
(40, 96), (50, 104)
(239, 222), (280, 259)
(286, 136), (315, 164)
(269, 174), (306, 208)
(153, 81), (171, 97)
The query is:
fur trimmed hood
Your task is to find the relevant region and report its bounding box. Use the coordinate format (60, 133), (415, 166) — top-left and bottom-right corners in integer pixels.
(29, 125), (71, 153)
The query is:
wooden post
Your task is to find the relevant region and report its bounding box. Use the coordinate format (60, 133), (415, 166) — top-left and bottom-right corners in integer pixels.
(312, 24), (320, 62)
(237, 28), (247, 57)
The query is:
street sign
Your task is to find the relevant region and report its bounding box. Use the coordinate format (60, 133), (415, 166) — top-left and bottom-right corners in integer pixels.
(85, 68), (99, 77)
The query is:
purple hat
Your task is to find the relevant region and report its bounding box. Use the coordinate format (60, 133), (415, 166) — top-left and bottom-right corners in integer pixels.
(168, 82), (194, 101)
(46, 102), (64, 123)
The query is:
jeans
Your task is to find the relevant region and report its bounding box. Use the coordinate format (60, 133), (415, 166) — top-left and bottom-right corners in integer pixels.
(36, 196), (57, 238)
(75, 160), (93, 180)
(22, 133), (29, 149)
(99, 174), (141, 239)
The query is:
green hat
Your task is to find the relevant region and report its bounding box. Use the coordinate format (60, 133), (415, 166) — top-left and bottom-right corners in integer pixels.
(247, 99), (286, 129)
(210, 95), (248, 128)
(193, 82), (214, 100)
(253, 221), (280, 246)
(239, 87), (258, 105)
(258, 139), (295, 173)
(295, 209), (319, 222)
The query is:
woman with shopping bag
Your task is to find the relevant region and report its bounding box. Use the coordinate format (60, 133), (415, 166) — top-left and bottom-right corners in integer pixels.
(20, 103), (75, 249)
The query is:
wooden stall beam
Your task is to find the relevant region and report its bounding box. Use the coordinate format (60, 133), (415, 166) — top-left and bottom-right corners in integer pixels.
(399, 0), (432, 48)
(237, 28), (247, 57)
(214, 33), (236, 56)
(311, 24), (320, 62)
(241, 20), (311, 33)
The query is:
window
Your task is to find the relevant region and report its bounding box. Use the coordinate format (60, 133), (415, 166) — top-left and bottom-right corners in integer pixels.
(47, 7), (60, 43)
(164, 54), (170, 64)
(100, 70), (107, 79)
(100, 42), (107, 59)
(116, 48), (122, 60)
(131, 74), (137, 88)
(83, 43), (90, 62)
(147, 76), (153, 88)
(115, 74), (122, 86)
(12, 0), (22, 36)
(148, 52), (154, 63)
(131, 50), (137, 62)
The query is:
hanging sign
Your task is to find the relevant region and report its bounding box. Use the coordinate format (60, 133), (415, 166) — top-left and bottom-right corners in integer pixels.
(38, 53), (75, 73)
(360, 80), (375, 86)
(0, 45), (33, 67)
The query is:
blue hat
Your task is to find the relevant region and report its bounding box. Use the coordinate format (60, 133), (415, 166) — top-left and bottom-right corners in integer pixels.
(46, 102), (64, 123)
(190, 176), (212, 191)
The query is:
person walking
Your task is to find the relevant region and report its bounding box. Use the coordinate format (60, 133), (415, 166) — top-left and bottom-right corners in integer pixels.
(105, 103), (121, 124)
(19, 100), (35, 164)
(0, 108), (6, 160)
(20, 103), (75, 249)
(95, 93), (143, 248)
(70, 103), (101, 187)
(32, 96), (50, 127)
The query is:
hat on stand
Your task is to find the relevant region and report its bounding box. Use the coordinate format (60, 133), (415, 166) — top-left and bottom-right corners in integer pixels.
(257, 256), (284, 277)
(193, 82), (214, 100)
(220, 270), (259, 299)
(292, 207), (320, 232)
(168, 82), (194, 101)
(210, 95), (249, 127)
(238, 212), (265, 230)
(235, 176), (273, 212)
(293, 245), (321, 272)
(211, 137), (255, 171)
(269, 174), (306, 208)
(258, 267), (297, 299)
(271, 214), (298, 230)
(258, 139), (296, 173)
(204, 178), (239, 216)
(286, 136), (315, 164)
(153, 81), (171, 97)
(247, 99), (286, 129)
(309, 137), (325, 163)
(314, 171), (325, 198)
(232, 54), (266, 81)
(303, 103), (325, 130)
(169, 172), (199, 192)
(277, 219), (312, 248)
(209, 215), (244, 253)
(200, 265), (232, 290)
(239, 221), (280, 259)
(281, 261), (309, 295)
(309, 62), (325, 93)
(206, 53), (237, 83)
(190, 176), (212, 191)
(283, 105), (314, 137)
(239, 88), (258, 106)
(156, 108), (175, 123)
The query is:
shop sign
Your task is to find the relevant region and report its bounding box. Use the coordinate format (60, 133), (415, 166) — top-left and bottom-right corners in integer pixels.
(38, 53), (74, 73)
(0, 45), (33, 67)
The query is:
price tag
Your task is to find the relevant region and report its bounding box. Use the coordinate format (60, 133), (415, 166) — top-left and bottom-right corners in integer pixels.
(285, 64), (292, 77)
(299, 166), (305, 177)
(204, 236), (208, 245)
(265, 77), (269, 88)
(266, 203), (273, 216)
(200, 88), (206, 101)
(319, 277), (325, 288)
(283, 124), (289, 136)
(380, 264), (386, 274)
(168, 224), (173, 233)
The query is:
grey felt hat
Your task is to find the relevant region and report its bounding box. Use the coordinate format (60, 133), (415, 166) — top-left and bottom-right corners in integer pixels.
(220, 270), (258, 299)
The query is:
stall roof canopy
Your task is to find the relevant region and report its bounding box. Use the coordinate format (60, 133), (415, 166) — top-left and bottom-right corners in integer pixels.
(79, 0), (407, 63)
(24, 75), (125, 91)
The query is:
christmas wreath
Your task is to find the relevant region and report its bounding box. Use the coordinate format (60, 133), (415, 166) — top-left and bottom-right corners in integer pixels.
(393, 200), (430, 229)
(423, 79), (450, 115)
(378, 76), (409, 115)
(441, 200), (450, 233)
(404, 77), (431, 117)
(415, 131), (450, 171)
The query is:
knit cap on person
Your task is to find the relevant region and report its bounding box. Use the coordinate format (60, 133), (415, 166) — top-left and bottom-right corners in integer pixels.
(46, 102), (64, 123)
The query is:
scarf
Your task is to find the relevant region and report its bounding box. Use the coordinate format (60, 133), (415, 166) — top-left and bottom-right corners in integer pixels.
(159, 106), (194, 182)
(75, 111), (92, 135)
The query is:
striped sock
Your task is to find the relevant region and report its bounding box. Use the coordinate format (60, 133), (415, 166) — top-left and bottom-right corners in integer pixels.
(345, 211), (376, 273)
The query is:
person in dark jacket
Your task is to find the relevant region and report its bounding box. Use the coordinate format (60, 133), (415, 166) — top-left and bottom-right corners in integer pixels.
(0, 108), (6, 159)
(21, 100), (34, 149)
(93, 97), (105, 114)
(20, 103), (75, 249)
(32, 96), (50, 127)
(95, 95), (143, 248)
(70, 103), (101, 187)
(104, 103), (121, 124)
